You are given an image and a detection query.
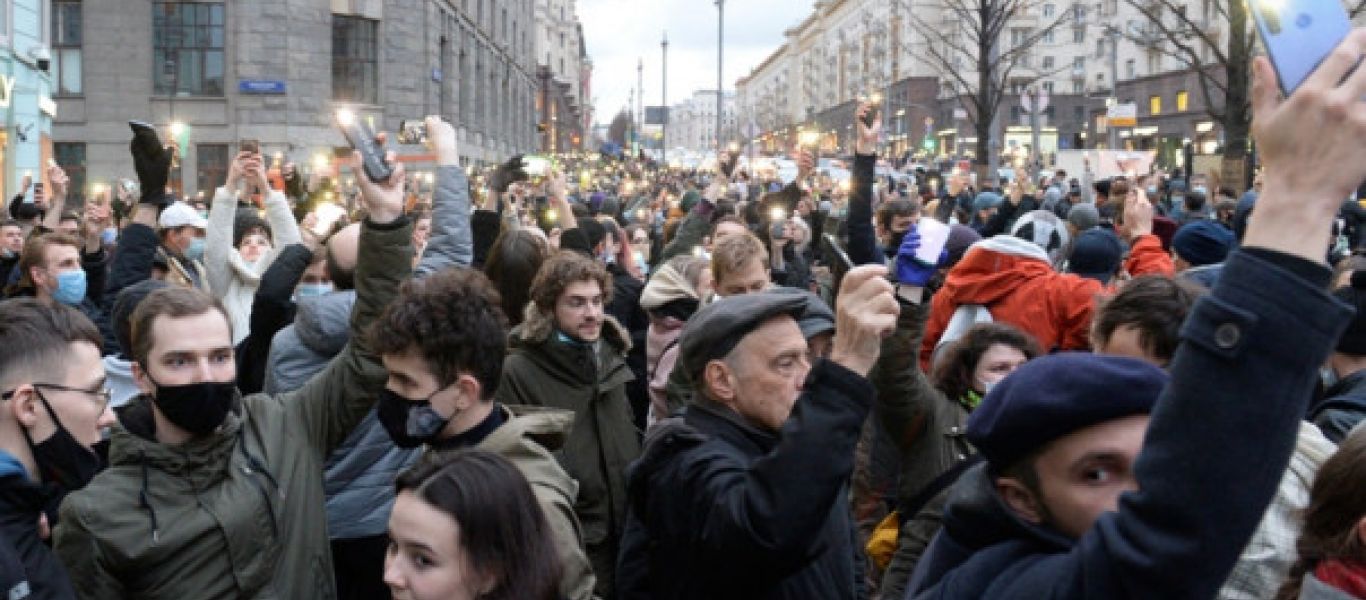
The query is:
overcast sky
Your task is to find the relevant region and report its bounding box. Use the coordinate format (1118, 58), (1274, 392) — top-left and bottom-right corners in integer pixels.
(579, 0), (805, 126)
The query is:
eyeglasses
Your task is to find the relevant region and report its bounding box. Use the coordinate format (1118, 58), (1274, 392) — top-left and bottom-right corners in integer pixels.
(1, 382), (112, 411)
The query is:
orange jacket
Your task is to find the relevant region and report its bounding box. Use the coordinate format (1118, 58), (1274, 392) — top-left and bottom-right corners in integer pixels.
(920, 234), (1173, 370)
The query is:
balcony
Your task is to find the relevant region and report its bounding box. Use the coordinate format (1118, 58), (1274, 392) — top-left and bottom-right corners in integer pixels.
(1071, 66), (1086, 80)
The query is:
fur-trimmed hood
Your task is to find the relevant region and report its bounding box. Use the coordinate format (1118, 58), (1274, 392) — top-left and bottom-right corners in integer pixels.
(511, 301), (633, 355)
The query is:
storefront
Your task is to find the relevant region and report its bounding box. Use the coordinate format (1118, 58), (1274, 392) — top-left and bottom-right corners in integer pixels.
(0, 0), (55, 203)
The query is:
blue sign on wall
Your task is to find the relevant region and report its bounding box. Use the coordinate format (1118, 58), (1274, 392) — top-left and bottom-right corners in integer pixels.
(238, 80), (287, 95)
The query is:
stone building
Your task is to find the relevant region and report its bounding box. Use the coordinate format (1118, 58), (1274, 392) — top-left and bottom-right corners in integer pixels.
(53, 0), (541, 200)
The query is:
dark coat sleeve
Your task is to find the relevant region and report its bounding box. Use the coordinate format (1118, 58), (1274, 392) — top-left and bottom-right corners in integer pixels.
(104, 223), (161, 303)
(659, 199), (716, 264)
(79, 248), (118, 356)
(848, 154), (880, 266)
(674, 361), (873, 579)
(471, 210), (503, 269)
(235, 244), (312, 395)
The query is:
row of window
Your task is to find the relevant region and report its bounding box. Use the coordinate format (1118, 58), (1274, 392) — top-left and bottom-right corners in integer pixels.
(48, 2), (397, 105)
(53, 141), (230, 202)
(1148, 91), (1191, 116)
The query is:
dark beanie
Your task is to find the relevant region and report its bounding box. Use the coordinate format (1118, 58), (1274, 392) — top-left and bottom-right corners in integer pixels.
(966, 353), (1167, 468)
(1333, 282), (1366, 355)
(580, 219), (606, 251)
(1171, 221), (1234, 267)
(1069, 228), (1124, 284)
(233, 208), (272, 248)
(113, 279), (169, 358)
(944, 224), (982, 268)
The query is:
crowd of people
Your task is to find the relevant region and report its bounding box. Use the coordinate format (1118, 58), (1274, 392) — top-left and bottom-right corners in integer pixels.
(4, 38), (1366, 600)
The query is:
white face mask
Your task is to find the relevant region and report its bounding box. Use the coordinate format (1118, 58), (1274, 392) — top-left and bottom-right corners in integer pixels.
(978, 377), (1002, 396)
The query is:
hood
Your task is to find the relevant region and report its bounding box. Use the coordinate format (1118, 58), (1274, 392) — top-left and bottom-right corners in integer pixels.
(103, 354), (135, 381)
(915, 462), (1074, 589)
(939, 236), (1056, 306)
(110, 395), (242, 486)
(640, 262), (699, 311)
(479, 405), (579, 502)
(511, 301), (632, 354)
(295, 290), (357, 355)
(499, 404), (575, 453)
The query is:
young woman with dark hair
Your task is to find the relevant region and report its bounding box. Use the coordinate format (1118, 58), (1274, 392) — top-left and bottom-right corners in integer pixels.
(384, 448), (563, 600)
(484, 229), (550, 327)
(1276, 427), (1366, 600)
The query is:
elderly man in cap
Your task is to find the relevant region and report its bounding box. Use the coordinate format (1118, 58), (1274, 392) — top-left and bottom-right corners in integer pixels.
(154, 201), (209, 290)
(618, 265), (899, 599)
(904, 48), (1362, 599)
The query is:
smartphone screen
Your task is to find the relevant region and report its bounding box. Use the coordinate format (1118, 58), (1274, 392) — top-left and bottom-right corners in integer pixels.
(1252, 0), (1351, 96)
(523, 156), (551, 178)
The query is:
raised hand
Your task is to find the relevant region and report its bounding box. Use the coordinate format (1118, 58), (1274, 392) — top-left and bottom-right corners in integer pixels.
(855, 101), (882, 156)
(349, 132), (406, 225)
(830, 264), (900, 376)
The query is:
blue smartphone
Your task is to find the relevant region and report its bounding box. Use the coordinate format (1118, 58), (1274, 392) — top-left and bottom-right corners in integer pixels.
(1251, 0), (1352, 96)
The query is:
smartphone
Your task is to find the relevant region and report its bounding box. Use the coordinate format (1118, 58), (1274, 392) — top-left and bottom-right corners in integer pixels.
(335, 110), (394, 183)
(523, 155), (552, 178)
(397, 119), (428, 145)
(1251, 0), (1352, 96)
(128, 120), (156, 135)
(821, 232), (850, 266)
(240, 139), (260, 155)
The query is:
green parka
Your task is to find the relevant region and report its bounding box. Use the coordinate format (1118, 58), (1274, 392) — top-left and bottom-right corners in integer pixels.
(52, 218), (413, 600)
(474, 405), (598, 600)
(496, 304), (641, 598)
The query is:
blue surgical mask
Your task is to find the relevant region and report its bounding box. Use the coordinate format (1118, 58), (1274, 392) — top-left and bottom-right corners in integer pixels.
(1322, 367), (1339, 389)
(52, 269), (87, 306)
(101, 227), (118, 245)
(1146, 186), (1158, 196)
(978, 377), (1002, 396)
(295, 282), (333, 299)
(185, 237), (206, 261)
(1193, 186), (1208, 196)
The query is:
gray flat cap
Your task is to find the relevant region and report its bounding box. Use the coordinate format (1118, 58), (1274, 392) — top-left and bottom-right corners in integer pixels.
(679, 291), (807, 381)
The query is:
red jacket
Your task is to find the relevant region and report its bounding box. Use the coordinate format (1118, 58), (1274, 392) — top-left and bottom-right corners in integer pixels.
(920, 234), (1172, 370)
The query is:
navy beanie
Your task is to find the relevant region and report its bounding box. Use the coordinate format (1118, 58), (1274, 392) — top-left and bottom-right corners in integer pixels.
(966, 353), (1168, 469)
(1172, 221), (1234, 267)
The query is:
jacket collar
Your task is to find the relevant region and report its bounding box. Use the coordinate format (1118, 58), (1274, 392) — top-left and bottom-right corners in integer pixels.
(930, 463), (1075, 570)
(684, 400), (780, 456)
(1324, 369), (1366, 400)
(109, 395), (242, 486)
(512, 301), (633, 353)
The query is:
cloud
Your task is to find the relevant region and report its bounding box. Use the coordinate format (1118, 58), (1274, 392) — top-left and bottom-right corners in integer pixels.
(578, 0), (805, 126)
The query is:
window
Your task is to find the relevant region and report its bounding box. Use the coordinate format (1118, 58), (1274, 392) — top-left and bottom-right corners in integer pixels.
(1125, 59), (1135, 79)
(1149, 95), (1161, 115)
(1010, 28), (1030, 46)
(1073, 56), (1085, 68)
(196, 144), (228, 194)
(1073, 28), (1085, 43)
(1043, 30), (1054, 44)
(1176, 90), (1189, 111)
(153, 2), (225, 96)
(52, 1), (82, 95)
(1073, 80), (1084, 94)
(333, 15), (378, 104)
(1043, 3), (1056, 17)
(1043, 56), (1055, 69)
(1074, 105), (1084, 121)
(53, 143), (85, 205)
(1042, 81), (1055, 94)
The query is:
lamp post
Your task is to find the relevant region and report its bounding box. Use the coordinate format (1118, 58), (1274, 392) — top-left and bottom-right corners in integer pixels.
(715, 0), (724, 153)
(662, 31), (669, 165)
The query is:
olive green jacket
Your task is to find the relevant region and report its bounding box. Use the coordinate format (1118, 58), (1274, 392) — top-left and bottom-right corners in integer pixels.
(497, 304), (641, 596)
(53, 218), (413, 600)
(475, 405), (599, 600)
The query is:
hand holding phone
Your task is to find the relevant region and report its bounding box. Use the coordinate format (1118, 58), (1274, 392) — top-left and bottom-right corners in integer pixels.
(335, 109), (394, 183)
(1252, 0), (1351, 96)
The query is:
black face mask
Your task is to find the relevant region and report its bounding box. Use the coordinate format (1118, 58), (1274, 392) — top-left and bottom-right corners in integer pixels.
(377, 387), (453, 449)
(146, 373), (237, 436)
(22, 389), (103, 491)
(885, 230), (908, 258)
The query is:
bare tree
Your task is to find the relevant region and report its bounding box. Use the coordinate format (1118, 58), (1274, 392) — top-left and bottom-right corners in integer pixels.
(1121, 0), (1366, 190)
(907, 0), (1071, 176)
(607, 110), (632, 147)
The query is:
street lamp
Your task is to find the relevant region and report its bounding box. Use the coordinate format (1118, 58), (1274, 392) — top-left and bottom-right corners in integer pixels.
(662, 31), (669, 164)
(715, 0), (724, 153)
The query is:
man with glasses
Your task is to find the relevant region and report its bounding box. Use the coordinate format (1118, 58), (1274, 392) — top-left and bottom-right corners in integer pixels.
(0, 298), (113, 600)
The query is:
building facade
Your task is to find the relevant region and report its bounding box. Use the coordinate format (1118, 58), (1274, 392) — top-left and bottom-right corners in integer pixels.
(533, 0), (587, 151)
(734, 0), (1300, 169)
(52, 0), (540, 201)
(0, 0), (57, 201)
(664, 89), (735, 153)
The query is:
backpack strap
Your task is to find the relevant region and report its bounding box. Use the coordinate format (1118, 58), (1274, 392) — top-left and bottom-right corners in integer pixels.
(898, 454), (984, 525)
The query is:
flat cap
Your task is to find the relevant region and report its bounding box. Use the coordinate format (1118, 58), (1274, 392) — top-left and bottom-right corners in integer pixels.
(967, 353), (1167, 469)
(767, 286), (835, 340)
(679, 291), (807, 381)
